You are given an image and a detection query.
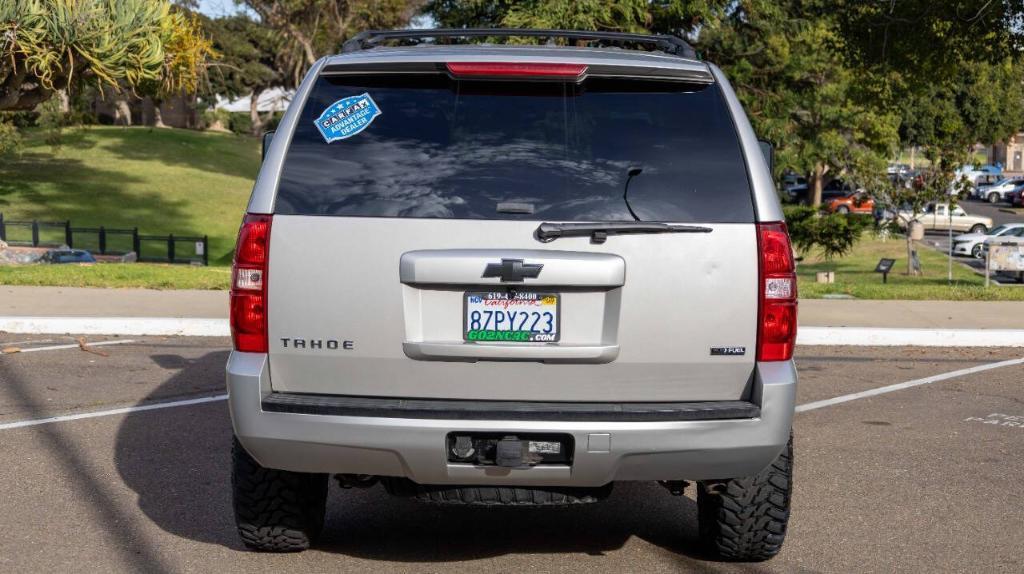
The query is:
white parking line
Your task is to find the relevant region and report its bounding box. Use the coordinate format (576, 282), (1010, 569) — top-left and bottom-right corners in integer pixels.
(796, 356), (1024, 412)
(0, 356), (1021, 431)
(0, 394), (228, 431)
(11, 339), (137, 354)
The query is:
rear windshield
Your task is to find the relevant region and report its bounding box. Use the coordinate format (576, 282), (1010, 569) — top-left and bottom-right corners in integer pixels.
(275, 74), (754, 222)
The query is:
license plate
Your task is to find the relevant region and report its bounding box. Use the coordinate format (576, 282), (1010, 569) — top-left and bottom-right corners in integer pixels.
(463, 292), (560, 343)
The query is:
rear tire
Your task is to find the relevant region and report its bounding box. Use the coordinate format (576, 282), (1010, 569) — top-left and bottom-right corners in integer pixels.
(697, 435), (793, 562)
(970, 224), (987, 234)
(835, 205), (850, 214)
(988, 192), (1000, 204)
(231, 437), (328, 552)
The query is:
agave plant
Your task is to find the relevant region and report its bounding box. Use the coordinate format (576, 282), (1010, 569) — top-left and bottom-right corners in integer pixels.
(0, 0), (213, 111)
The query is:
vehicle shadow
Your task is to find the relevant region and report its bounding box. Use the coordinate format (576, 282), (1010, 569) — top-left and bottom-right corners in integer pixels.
(114, 350), (734, 569)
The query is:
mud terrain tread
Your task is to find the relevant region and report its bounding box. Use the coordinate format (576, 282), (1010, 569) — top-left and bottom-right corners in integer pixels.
(698, 435), (793, 561)
(231, 437), (328, 552)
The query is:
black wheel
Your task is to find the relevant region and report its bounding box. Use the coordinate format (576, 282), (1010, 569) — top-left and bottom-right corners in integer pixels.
(970, 224), (987, 234)
(698, 434), (792, 562)
(835, 205), (850, 214)
(988, 193), (1000, 204)
(972, 244), (984, 259)
(232, 437), (328, 552)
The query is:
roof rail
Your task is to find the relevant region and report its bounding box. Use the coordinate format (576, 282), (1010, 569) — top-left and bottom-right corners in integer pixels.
(341, 28), (698, 60)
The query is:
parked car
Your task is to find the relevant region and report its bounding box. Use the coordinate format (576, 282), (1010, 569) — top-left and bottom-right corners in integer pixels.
(781, 176), (807, 202)
(792, 178), (858, 205)
(1007, 185), (1024, 207)
(974, 177), (1024, 203)
(39, 249), (96, 264)
(952, 223), (1024, 258)
(826, 191), (875, 214)
(226, 28), (797, 561)
(898, 203), (992, 233)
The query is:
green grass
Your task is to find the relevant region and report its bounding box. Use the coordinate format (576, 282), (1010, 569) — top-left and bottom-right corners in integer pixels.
(0, 262), (230, 289)
(0, 125), (259, 266)
(798, 233), (1024, 300)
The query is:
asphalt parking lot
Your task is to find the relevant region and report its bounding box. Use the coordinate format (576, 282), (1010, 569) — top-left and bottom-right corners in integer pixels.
(0, 335), (1022, 573)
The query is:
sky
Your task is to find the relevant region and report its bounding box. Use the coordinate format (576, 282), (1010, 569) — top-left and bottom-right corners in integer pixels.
(196, 0), (246, 17)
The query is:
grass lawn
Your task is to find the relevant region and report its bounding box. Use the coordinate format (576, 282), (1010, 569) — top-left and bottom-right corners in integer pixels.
(0, 263), (230, 290)
(798, 233), (1024, 300)
(0, 125), (259, 266)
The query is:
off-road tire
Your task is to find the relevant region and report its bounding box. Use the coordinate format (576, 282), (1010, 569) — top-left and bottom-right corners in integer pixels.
(697, 435), (793, 562)
(231, 437), (328, 552)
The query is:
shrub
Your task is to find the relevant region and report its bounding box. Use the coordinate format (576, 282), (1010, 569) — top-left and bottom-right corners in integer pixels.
(784, 205), (871, 262)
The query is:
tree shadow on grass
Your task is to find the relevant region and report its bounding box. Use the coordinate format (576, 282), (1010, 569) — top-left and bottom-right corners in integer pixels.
(114, 351), (757, 572)
(0, 151), (199, 239)
(96, 126), (261, 182)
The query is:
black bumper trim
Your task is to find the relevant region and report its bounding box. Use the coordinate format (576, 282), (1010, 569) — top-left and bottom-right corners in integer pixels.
(261, 393), (760, 422)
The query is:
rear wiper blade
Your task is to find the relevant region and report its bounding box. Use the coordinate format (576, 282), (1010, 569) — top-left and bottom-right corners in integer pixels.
(536, 221), (713, 244)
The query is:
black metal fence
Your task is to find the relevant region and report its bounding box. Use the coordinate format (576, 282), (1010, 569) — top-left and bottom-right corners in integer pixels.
(0, 213), (208, 266)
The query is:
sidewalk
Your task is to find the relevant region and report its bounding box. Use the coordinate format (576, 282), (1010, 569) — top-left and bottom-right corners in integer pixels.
(1, 285), (1022, 329)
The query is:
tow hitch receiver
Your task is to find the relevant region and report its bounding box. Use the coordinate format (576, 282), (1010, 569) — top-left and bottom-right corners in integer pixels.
(447, 433), (574, 467)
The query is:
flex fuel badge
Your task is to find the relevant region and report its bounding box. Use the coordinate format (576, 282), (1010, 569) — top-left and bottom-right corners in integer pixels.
(314, 93), (381, 143)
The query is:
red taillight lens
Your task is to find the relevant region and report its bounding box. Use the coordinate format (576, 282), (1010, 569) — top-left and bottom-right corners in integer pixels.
(757, 222), (797, 361)
(446, 62), (588, 79)
(231, 214), (272, 353)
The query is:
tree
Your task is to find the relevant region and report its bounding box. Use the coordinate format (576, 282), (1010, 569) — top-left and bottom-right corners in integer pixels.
(240, 0), (423, 86)
(428, 0), (729, 36)
(833, 0), (1024, 274)
(202, 14), (283, 134)
(0, 0), (213, 112)
(699, 1), (899, 207)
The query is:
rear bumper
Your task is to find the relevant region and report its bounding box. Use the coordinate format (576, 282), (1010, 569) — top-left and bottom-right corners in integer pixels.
(227, 352), (797, 486)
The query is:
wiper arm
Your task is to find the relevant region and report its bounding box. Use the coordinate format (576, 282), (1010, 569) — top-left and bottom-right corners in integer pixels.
(536, 221), (713, 244)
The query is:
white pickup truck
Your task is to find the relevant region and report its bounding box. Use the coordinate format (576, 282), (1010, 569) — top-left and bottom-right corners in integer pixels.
(898, 203), (992, 234)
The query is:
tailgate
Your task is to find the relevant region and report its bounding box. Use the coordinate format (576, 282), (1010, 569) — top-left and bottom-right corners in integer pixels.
(266, 216), (757, 401)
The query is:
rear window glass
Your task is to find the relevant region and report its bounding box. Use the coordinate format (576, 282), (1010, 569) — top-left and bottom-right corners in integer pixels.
(275, 74), (754, 222)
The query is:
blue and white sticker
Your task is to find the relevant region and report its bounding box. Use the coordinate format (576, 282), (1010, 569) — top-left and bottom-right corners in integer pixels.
(314, 93), (382, 143)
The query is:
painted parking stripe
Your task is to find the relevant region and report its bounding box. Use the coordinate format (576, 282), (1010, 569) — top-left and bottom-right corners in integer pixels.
(11, 339), (137, 354)
(2, 356), (1023, 430)
(795, 356), (1024, 413)
(0, 394), (229, 431)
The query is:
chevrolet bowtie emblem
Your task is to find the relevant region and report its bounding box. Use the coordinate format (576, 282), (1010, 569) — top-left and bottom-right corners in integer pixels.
(482, 259), (544, 282)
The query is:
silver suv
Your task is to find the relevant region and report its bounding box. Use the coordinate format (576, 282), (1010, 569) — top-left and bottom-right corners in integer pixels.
(227, 29), (797, 561)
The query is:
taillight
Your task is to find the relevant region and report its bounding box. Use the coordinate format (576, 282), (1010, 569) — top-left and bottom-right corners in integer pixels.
(231, 214), (272, 353)
(446, 62), (588, 80)
(757, 222), (797, 361)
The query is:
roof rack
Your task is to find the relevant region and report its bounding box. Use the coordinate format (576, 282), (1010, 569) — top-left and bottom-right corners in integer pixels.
(341, 28), (698, 60)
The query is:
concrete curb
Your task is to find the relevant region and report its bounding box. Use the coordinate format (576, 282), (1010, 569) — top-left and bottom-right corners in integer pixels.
(797, 326), (1024, 347)
(0, 317), (228, 337)
(2, 316), (1024, 347)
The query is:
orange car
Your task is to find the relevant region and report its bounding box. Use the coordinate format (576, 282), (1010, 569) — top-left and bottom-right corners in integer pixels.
(826, 191), (874, 214)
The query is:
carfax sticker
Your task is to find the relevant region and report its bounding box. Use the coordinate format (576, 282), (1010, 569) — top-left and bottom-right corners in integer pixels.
(314, 93), (381, 143)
